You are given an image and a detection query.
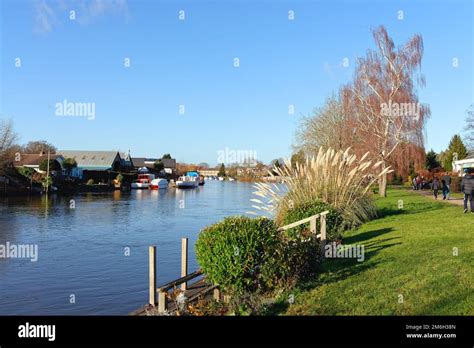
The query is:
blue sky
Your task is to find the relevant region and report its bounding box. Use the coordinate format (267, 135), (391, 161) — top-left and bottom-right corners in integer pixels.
(1, 0), (472, 165)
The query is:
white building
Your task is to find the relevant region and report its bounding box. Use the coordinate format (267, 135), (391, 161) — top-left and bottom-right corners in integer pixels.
(453, 157), (474, 175)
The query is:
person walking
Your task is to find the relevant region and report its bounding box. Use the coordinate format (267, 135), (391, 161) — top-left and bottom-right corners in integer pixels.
(432, 177), (440, 200)
(442, 174), (451, 200)
(461, 168), (474, 214)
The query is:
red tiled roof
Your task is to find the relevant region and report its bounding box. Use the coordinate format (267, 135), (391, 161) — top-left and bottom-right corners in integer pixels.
(14, 154), (63, 167)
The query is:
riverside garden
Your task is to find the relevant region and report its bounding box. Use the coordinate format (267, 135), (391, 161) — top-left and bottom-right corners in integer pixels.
(150, 148), (473, 316)
(152, 25), (474, 316)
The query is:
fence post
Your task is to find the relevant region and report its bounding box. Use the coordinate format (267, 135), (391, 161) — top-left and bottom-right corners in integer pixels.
(310, 215), (317, 234)
(213, 288), (221, 302)
(158, 291), (166, 313)
(149, 246), (156, 306)
(181, 238), (188, 291)
(320, 212), (327, 255)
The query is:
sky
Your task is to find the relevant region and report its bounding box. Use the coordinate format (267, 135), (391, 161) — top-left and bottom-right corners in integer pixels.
(0, 0), (473, 166)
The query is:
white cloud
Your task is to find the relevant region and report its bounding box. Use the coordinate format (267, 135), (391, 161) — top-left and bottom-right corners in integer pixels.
(34, 0), (58, 34)
(33, 0), (129, 34)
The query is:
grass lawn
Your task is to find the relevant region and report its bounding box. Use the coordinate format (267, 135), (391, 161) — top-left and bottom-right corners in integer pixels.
(271, 188), (474, 315)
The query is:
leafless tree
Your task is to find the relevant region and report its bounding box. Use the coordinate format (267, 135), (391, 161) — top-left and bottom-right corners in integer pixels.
(0, 119), (18, 171)
(464, 104), (474, 152)
(342, 26), (430, 197)
(294, 95), (360, 156)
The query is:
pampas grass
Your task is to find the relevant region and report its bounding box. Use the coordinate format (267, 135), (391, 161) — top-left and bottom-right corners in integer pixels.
(250, 147), (392, 228)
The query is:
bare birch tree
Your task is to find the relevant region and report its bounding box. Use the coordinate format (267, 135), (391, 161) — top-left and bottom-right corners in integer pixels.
(342, 26), (430, 197)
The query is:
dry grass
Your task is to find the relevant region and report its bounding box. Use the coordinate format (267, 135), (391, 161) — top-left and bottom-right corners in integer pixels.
(251, 147), (392, 227)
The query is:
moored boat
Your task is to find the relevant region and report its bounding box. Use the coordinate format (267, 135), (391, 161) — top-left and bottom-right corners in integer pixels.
(150, 178), (168, 190)
(176, 171), (199, 188)
(131, 173), (155, 189)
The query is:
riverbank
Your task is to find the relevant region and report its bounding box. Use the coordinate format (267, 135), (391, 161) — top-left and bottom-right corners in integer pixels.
(265, 188), (473, 315)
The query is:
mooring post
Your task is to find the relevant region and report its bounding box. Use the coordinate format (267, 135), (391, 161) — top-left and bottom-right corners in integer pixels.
(181, 238), (188, 291)
(158, 291), (166, 313)
(149, 246), (156, 306)
(320, 212), (327, 255)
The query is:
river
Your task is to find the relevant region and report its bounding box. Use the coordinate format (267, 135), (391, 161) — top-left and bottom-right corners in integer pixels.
(0, 180), (262, 315)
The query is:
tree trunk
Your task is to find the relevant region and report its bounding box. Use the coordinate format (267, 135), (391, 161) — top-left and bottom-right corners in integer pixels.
(379, 161), (387, 197)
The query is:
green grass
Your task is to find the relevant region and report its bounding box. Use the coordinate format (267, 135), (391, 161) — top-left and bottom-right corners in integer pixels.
(269, 188), (474, 315)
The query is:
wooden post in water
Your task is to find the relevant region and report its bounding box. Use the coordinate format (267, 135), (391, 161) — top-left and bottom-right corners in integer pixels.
(320, 212), (327, 255)
(158, 291), (166, 313)
(149, 246), (156, 306)
(181, 238), (188, 291)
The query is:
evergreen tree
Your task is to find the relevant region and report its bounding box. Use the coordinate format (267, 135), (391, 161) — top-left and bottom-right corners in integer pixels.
(218, 163), (226, 177)
(424, 149), (440, 171)
(443, 135), (468, 171)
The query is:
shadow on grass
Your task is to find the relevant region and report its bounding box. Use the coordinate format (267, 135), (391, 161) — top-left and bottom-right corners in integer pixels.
(344, 227), (394, 244)
(263, 228), (401, 315)
(376, 207), (406, 218)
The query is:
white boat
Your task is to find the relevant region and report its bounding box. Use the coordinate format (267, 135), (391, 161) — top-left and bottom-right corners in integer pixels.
(218, 177), (224, 181)
(228, 177), (235, 181)
(150, 178), (168, 190)
(176, 171), (199, 188)
(131, 173), (155, 189)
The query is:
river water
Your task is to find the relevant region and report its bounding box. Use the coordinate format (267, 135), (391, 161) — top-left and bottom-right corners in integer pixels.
(0, 181), (261, 315)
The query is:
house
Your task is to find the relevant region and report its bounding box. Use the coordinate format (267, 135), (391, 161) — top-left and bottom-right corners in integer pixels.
(453, 157), (474, 175)
(13, 152), (65, 173)
(198, 169), (219, 177)
(132, 157), (177, 175)
(58, 151), (123, 180)
(120, 151), (134, 171)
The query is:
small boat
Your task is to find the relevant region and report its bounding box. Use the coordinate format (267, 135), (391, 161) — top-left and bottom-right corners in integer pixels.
(150, 178), (168, 190)
(228, 177), (235, 181)
(199, 176), (205, 185)
(218, 177), (224, 181)
(176, 171), (199, 188)
(131, 174), (155, 189)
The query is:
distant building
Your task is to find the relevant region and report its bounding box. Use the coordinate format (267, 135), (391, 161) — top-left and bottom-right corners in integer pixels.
(198, 169), (219, 177)
(120, 152), (134, 171)
(13, 152), (64, 173)
(132, 157), (177, 175)
(58, 151), (123, 180)
(453, 157), (474, 175)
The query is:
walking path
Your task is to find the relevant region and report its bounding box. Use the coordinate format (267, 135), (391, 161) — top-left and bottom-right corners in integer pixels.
(413, 189), (464, 206)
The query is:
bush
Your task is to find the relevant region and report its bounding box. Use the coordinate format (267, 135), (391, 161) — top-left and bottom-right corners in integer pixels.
(196, 216), (322, 296)
(277, 201), (344, 241)
(86, 179), (95, 185)
(195, 216), (281, 295)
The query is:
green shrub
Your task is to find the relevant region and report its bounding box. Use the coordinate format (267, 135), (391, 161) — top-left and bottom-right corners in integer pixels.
(277, 201), (344, 241)
(86, 179), (95, 185)
(196, 216), (322, 296)
(195, 216), (282, 295)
